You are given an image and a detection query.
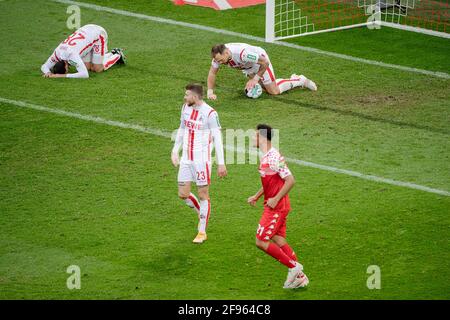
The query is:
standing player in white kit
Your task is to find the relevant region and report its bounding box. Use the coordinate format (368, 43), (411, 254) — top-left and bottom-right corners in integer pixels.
(171, 84), (227, 244)
(207, 43), (317, 100)
(41, 24), (126, 78)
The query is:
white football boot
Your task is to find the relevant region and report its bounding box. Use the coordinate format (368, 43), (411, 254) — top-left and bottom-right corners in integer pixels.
(283, 262), (303, 288)
(286, 271), (309, 289)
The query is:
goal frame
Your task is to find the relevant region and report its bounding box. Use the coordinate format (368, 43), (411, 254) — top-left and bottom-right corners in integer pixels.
(265, 0), (450, 42)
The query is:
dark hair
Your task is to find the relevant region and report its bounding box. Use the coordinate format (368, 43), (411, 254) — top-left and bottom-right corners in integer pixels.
(185, 83), (203, 98)
(52, 61), (66, 74)
(257, 124), (273, 141)
(211, 44), (227, 57)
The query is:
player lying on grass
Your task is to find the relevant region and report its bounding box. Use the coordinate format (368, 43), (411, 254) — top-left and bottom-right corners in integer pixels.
(171, 84), (227, 244)
(41, 24), (126, 78)
(248, 124), (309, 289)
(207, 43), (317, 100)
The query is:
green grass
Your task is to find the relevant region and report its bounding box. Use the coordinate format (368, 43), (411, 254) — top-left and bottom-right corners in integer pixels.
(0, 0), (449, 299)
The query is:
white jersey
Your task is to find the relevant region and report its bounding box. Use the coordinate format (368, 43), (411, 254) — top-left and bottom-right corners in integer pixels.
(211, 43), (267, 71)
(178, 102), (222, 163)
(41, 24), (106, 78)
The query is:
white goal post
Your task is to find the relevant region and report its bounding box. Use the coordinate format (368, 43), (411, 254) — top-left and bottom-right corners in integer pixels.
(265, 0), (450, 42)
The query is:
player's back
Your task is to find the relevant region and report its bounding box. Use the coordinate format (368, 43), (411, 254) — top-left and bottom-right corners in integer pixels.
(54, 24), (104, 59)
(225, 43), (265, 69)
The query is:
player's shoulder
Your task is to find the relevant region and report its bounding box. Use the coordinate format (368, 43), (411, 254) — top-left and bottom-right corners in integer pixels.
(200, 102), (217, 117)
(180, 103), (191, 114)
(268, 147), (281, 156)
(267, 148), (283, 163)
(226, 42), (250, 52)
(55, 44), (71, 59)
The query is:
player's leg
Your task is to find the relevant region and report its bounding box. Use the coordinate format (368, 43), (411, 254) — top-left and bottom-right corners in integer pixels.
(274, 214), (309, 289)
(197, 185), (210, 233)
(177, 162), (200, 215)
(82, 51), (93, 71)
(260, 56), (317, 94)
(255, 210), (305, 288)
(272, 235), (297, 262)
(192, 162), (211, 243)
(255, 210), (297, 269)
(178, 181), (200, 213)
(91, 29), (125, 72)
(255, 237), (297, 270)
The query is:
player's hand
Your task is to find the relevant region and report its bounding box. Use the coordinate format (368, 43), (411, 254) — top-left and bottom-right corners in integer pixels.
(245, 78), (258, 91)
(207, 92), (217, 100)
(266, 197), (279, 209)
(171, 152), (180, 167)
(42, 72), (52, 78)
(247, 195), (258, 206)
(217, 164), (227, 178)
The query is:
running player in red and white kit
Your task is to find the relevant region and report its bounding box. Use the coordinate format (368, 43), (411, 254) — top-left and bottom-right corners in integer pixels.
(247, 124), (308, 289)
(41, 24), (126, 78)
(171, 84), (227, 244)
(207, 43), (317, 100)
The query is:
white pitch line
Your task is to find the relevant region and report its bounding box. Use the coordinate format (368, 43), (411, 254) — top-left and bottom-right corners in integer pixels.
(51, 0), (450, 79)
(1, 97), (449, 197)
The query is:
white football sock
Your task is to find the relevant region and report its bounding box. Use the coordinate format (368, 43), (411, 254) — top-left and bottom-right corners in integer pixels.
(276, 77), (305, 93)
(184, 193), (200, 215)
(103, 52), (121, 70)
(198, 199), (210, 233)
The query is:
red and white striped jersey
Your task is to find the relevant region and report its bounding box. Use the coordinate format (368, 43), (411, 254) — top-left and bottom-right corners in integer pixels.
(179, 102), (222, 163)
(41, 24), (106, 78)
(211, 43), (266, 70)
(259, 148), (292, 211)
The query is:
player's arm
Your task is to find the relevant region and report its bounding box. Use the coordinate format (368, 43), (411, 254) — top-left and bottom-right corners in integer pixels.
(207, 61), (220, 100)
(65, 54), (89, 79)
(41, 54), (56, 77)
(171, 108), (186, 167)
(248, 187), (264, 206)
(245, 53), (269, 90)
(266, 175), (295, 209)
(266, 158), (295, 209)
(208, 111), (227, 177)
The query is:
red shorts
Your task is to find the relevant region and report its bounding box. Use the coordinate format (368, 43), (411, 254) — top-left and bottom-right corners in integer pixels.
(256, 207), (289, 241)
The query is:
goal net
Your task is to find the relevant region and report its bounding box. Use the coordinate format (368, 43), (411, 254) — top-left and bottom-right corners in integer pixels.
(265, 0), (450, 41)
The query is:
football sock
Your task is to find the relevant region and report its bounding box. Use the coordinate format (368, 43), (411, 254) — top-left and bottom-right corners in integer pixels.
(198, 199), (211, 233)
(280, 244), (298, 262)
(276, 77), (305, 93)
(103, 52), (121, 70)
(184, 193), (200, 214)
(266, 243), (296, 268)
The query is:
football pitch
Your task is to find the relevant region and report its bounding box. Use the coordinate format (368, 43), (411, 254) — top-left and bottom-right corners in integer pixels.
(0, 0), (449, 299)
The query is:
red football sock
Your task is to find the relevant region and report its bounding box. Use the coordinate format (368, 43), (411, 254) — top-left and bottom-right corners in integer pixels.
(280, 244), (297, 262)
(265, 243), (296, 268)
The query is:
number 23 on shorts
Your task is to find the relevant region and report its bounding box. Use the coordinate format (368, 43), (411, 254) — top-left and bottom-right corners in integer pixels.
(196, 171), (206, 181)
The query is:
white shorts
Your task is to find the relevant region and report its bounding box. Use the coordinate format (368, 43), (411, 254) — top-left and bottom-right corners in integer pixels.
(82, 26), (108, 65)
(242, 52), (276, 85)
(178, 161), (212, 186)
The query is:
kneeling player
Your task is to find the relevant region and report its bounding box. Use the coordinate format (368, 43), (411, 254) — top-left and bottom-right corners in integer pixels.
(207, 43), (317, 100)
(171, 84), (227, 243)
(41, 24), (126, 78)
(247, 124), (308, 289)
